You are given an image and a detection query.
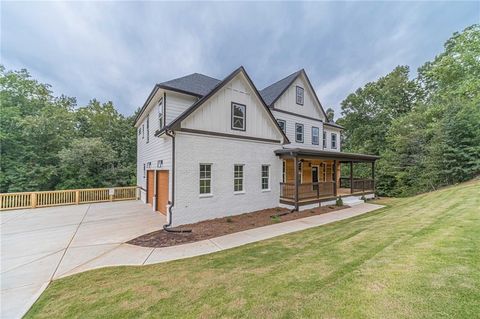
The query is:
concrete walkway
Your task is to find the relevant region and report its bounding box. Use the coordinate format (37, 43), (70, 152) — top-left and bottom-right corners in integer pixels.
(1, 201), (383, 319)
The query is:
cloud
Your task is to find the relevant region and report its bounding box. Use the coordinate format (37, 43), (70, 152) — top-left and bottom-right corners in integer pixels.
(1, 1), (478, 116)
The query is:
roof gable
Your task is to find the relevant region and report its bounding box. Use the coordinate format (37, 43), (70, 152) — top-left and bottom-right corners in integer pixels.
(159, 73), (221, 97)
(169, 66), (289, 144)
(261, 69), (328, 121)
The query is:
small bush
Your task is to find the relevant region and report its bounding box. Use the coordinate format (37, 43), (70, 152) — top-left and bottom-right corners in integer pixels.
(271, 215), (281, 223)
(336, 197), (343, 206)
(226, 217), (233, 223)
(361, 195), (366, 201)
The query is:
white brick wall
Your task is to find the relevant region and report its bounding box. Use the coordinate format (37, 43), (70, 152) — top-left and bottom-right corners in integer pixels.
(172, 132), (283, 226)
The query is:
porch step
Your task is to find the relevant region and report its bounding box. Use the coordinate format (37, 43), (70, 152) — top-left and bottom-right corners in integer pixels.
(341, 196), (365, 206)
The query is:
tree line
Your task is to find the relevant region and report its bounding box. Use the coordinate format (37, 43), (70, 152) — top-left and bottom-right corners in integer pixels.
(337, 24), (480, 196)
(0, 67), (137, 192)
(1, 24), (478, 196)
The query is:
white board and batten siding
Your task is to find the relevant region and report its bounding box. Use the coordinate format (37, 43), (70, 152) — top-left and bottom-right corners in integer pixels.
(181, 73), (284, 142)
(136, 89), (196, 203)
(273, 74), (325, 121)
(270, 73), (341, 151)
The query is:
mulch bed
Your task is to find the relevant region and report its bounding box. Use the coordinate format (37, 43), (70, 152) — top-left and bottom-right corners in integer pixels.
(127, 205), (348, 248)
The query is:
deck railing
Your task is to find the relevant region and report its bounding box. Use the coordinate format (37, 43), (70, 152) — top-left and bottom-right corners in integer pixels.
(0, 186), (138, 211)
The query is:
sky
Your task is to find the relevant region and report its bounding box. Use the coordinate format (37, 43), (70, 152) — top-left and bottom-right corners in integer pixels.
(2, 1), (479, 117)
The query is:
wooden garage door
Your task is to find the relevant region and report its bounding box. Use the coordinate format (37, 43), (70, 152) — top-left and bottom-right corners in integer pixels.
(156, 171), (169, 215)
(146, 170), (154, 205)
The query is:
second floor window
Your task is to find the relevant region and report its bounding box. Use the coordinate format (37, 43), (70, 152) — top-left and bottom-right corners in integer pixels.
(158, 99), (164, 130)
(146, 115), (150, 143)
(234, 164), (244, 192)
(323, 131), (327, 148)
(312, 127), (319, 145)
(142, 124), (145, 139)
(199, 164), (212, 195)
(295, 123), (304, 143)
(331, 133), (337, 149)
(277, 119), (286, 133)
(296, 86), (304, 105)
(231, 102), (246, 131)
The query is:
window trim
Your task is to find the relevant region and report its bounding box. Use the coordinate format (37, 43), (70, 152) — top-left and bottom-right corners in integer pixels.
(261, 165), (270, 191)
(199, 163), (212, 196)
(277, 119), (286, 133)
(312, 126), (319, 145)
(158, 99), (164, 130)
(295, 123), (304, 143)
(231, 102), (246, 131)
(331, 132), (337, 149)
(234, 164), (245, 193)
(296, 86), (304, 106)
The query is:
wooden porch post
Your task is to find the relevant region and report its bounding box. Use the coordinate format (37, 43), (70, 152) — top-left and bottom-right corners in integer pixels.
(350, 161), (353, 194)
(294, 156), (299, 211)
(333, 160), (337, 197)
(372, 161), (375, 193)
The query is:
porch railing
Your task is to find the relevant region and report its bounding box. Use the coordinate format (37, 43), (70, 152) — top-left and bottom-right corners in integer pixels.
(0, 186), (139, 211)
(339, 178), (374, 193)
(280, 182), (335, 201)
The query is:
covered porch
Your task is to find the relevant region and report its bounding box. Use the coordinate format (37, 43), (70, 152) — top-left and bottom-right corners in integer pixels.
(275, 148), (380, 209)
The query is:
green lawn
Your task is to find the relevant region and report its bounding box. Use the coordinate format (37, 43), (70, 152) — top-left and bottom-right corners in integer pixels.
(26, 180), (480, 318)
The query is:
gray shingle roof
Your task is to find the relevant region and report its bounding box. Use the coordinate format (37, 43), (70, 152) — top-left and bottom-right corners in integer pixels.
(259, 70), (302, 106)
(159, 73), (221, 97)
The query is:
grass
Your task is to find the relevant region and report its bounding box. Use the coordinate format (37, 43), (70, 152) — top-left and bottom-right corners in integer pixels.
(26, 180), (480, 318)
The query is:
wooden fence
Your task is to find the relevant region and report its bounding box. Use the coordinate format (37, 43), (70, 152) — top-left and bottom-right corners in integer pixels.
(0, 186), (139, 211)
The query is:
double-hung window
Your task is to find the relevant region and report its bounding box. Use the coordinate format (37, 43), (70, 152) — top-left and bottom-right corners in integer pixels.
(146, 115), (150, 143)
(295, 123), (304, 143)
(231, 102), (246, 131)
(158, 99), (164, 130)
(331, 133), (337, 149)
(261, 165), (270, 190)
(296, 86), (304, 105)
(323, 131), (327, 148)
(277, 119), (286, 133)
(282, 161), (286, 183)
(234, 164), (244, 192)
(199, 164), (212, 195)
(312, 127), (319, 145)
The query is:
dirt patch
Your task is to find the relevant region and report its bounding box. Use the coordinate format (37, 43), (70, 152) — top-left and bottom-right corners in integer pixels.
(127, 205), (348, 248)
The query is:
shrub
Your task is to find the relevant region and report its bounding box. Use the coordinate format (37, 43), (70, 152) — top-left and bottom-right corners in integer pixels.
(336, 197), (343, 206)
(226, 217), (233, 223)
(271, 215), (281, 223)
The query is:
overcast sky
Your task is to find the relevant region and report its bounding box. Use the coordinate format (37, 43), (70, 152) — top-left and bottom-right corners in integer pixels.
(2, 1), (478, 117)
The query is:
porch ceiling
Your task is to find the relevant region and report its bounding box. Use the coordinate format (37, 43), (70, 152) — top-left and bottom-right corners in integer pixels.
(274, 148), (380, 162)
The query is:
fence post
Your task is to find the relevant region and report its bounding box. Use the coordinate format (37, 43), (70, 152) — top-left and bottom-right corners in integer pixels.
(31, 193), (37, 208)
(75, 191), (80, 205)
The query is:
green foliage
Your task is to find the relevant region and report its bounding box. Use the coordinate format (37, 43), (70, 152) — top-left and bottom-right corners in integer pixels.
(338, 24), (480, 196)
(270, 215), (281, 223)
(0, 66), (136, 192)
(335, 197), (343, 206)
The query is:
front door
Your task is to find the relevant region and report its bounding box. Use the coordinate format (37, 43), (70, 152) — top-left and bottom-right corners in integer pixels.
(312, 166), (319, 190)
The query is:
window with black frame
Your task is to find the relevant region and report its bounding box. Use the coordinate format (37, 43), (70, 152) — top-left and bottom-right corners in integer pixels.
(231, 102), (246, 131)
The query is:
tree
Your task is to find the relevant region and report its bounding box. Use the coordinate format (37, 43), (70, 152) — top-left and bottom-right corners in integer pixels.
(325, 108), (335, 122)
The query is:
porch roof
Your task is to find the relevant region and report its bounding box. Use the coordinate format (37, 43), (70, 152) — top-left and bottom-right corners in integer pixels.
(274, 148), (380, 162)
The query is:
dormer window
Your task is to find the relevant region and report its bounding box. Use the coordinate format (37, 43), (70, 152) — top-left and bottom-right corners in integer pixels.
(296, 86), (304, 105)
(231, 102), (246, 131)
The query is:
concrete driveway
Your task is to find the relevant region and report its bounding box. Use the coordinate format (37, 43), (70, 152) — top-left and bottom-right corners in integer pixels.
(0, 200), (165, 319)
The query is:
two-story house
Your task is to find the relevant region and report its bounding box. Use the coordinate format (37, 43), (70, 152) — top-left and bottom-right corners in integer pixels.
(135, 67), (379, 227)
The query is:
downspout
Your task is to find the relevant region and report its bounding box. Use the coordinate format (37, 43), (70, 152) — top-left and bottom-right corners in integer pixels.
(163, 129), (191, 233)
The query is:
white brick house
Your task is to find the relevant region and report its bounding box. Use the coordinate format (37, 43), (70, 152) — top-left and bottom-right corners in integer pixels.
(135, 67), (378, 227)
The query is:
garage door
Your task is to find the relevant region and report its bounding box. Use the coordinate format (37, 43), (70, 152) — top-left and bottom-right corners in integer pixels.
(156, 171), (169, 215)
(146, 170), (154, 205)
